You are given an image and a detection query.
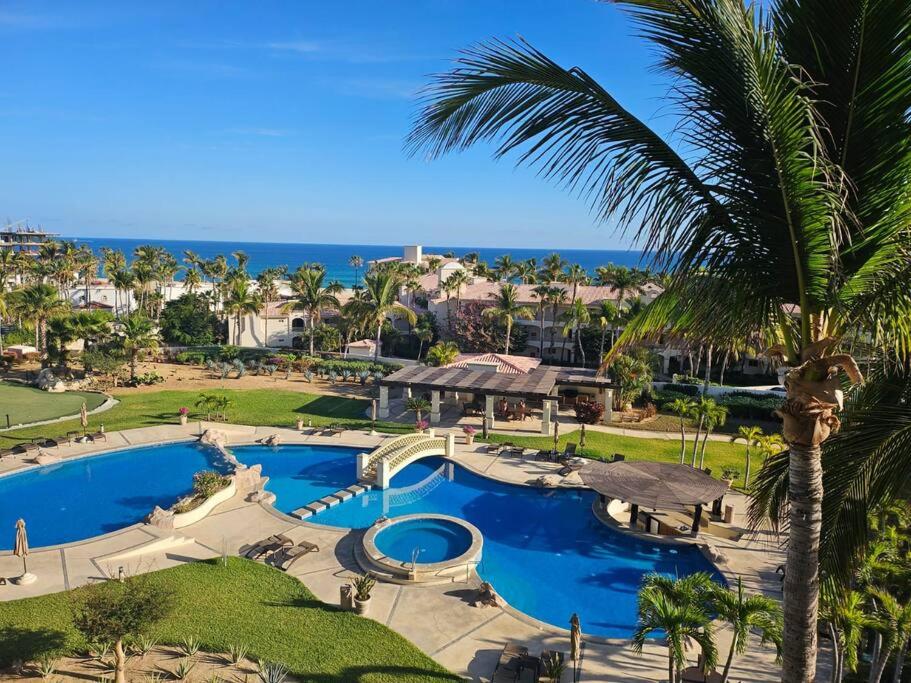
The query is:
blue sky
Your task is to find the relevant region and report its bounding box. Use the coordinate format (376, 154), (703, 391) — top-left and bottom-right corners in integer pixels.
(0, 1), (674, 249)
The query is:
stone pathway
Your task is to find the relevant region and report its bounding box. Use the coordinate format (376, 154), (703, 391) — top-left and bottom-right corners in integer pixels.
(0, 423), (784, 682)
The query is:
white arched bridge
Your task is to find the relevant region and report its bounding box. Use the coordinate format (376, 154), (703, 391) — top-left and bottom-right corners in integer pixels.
(357, 432), (456, 489)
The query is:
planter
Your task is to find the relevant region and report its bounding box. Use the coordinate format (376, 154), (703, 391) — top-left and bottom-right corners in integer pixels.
(296, 418), (304, 430)
(353, 596), (371, 616)
(179, 415), (188, 426)
(464, 435), (475, 445)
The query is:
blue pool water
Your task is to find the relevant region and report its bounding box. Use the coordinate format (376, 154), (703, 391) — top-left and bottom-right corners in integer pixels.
(0, 443), (226, 549)
(241, 445), (723, 637)
(374, 518), (473, 564)
(0, 443), (722, 637)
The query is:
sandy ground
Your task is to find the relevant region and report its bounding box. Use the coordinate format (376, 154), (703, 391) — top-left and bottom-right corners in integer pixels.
(0, 645), (259, 682)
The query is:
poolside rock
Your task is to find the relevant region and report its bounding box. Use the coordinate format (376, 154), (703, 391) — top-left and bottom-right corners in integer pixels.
(707, 546), (729, 564)
(562, 471), (584, 486)
(260, 434), (281, 446)
(234, 464), (266, 495)
(146, 505), (176, 530)
(248, 489), (275, 505)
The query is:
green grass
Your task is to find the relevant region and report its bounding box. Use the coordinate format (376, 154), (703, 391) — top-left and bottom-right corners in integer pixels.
(0, 389), (411, 445)
(485, 427), (749, 481)
(0, 382), (107, 426)
(0, 558), (460, 682)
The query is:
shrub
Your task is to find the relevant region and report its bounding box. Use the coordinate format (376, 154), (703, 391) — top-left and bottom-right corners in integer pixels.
(717, 394), (782, 420)
(573, 400), (605, 425)
(159, 294), (219, 346)
(661, 382), (701, 396)
(192, 471), (230, 499)
(175, 351), (210, 365)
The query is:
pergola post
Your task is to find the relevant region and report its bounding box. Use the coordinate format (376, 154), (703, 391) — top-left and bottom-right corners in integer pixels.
(541, 399), (553, 435)
(691, 504), (703, 537)
(600, 388), (613, 424)
(485, 394), (496, 430)
(378, 385), (390, 418)
(430, 390), (441, 424)
(630, 503), (639, 527)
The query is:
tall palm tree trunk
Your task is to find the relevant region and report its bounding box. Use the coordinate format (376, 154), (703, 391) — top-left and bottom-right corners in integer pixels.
(668, 649), (676, 683)
(782, 442), (823, 683)
(374, 322), (382, 361)
(703, 344), (713, 395)
(678, 417), (686, 464)
(504, 319), (512, 355)
(721, 632), (738, 683)
(690, 417), (704, 467)
(869, 644), (893, 683)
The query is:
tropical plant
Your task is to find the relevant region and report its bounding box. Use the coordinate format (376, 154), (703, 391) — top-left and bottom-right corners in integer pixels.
(283, 267), (342, 356)
(348, 254), (364, 288)
(415, 326), (433, 360)
(822, 590), (872, 683)
(9, 282), (66, 353)
(606, 353), (652, 411)
(712, 578), (782, 683)
(698, 403), (727, 470)
(688, 397), (716, 468)
(117, 313), (158, 381)
(406, 397), (431, 425)
(732, 426), (764, 489)
(352, 573), (376, 601)
(355, 271), (417, 360)
(865, 588), (911, 683)
(595, 300), (622, 361)
(425, 340), (459, 367)
(407, 2), (911, 676)
(256, 661), (289, 683)
(632, 573), (717, 683)
(482, 283), (533, 356)
(223, 278), (261, 346)
(669, 398), (696, 464)
(560, 297), (592, 366)
(226, 642), (248, 665)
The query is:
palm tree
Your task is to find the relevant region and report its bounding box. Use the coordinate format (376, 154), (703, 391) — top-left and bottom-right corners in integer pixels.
(698, 403), (727, 470)
(561, 263), (589, 303)
(688, 397), (715, 468)
(443, 269), (472, 315)
(670, 398), (696, 464)
(560, 298), (591, 367)
(348, 255), (364, 288)
(415, 326), (433, 360)
(732, 426), (764, 489)
(118, 313), (158, 381)
(183, 267), (202, 295)
(823, 590), (872, 683)
(539, 253), (567, 283)
(483, 283), (533, 356)
(595, 300), (621, 361)
(546, 286), (568, 359)
(283, 268), (342, 355)
(633, 573), (718, 683)
(600, 266), (646, 308)
(866, 588), (911, 683)
(493, 254), (516, 282)
(10, 283), (66, 353)
(357, 271), (416, 361)
(406, 397), (431, 425)
(426, 340), (460, 367)
(406, 4), (911, 674)
(531, 284), (552, 355)
(712, 578), (782, 683)
(223, 279), (262, 346)
(110, 269), (134, 318)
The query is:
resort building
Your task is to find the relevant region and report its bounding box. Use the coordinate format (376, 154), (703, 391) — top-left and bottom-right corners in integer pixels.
(0, 222), (59, 257)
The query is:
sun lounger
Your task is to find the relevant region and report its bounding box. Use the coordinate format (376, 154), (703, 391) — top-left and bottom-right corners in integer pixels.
(492, 643), (529, 682)
(14, 442), (40, 454)
(87, 431), (107, 442)
(272, 540), (320, 571)
(33, 436), (62, 448)
(507, 445), (525, 457)
(558, 458), (585, 476)
(562, 443), (577, 458)
(485, 443), (502, 454)
(321, 424), (343, 437)
(244, 534), (293, 560)
(0, 448), (16, 460)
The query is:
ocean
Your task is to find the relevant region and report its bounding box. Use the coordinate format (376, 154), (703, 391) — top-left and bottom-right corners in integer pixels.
(70, 236), (653, 287)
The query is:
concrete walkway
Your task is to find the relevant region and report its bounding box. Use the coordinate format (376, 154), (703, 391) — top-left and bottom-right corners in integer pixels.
(0, 423), (784, 682)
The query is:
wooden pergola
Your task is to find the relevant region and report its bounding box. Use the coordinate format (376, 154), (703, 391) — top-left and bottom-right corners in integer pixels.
(580, 460), (729, 537)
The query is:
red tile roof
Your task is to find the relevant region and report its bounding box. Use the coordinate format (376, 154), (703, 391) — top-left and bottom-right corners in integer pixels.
(446, 353), (542, 375)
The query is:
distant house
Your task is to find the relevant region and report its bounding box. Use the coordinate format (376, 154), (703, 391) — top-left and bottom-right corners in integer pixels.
(445, 352), (542, 375)
(345, 338), (379, 359)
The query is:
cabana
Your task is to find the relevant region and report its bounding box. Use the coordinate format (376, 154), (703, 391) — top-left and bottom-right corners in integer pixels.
(378, 364), (614, 434)
(580, 460), (729, 537)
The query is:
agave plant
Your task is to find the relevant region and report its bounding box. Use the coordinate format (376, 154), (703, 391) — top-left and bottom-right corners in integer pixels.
(179, 635), (200, 657)
(132, 633), (157, 657)
(357, 370), (370, 386)
(303, 370), (313, 383)
(36, 656), (57, 680)
(170, 658), (196, 681)
(226, 642), (248, 665)
(257, 661), (289, 683)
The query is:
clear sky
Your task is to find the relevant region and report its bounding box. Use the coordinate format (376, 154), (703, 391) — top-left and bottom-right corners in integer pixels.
(0, 1), (674, 249)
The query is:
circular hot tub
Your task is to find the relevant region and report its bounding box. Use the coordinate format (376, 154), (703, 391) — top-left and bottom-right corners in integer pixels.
(362, 513), (483, 582)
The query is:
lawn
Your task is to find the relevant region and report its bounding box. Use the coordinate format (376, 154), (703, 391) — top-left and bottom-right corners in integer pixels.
(0, 388), (412, 446)
(0, 558), (460, 682)
(485, 427), (749, 481)
(0, 381), (107, 427)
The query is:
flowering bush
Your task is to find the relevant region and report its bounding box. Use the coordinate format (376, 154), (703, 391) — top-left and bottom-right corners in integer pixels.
(178, 407), (189, 416)
(462, 426), (477, 436)
(573, 400), (605, 425)
(414, 419), (429, 432)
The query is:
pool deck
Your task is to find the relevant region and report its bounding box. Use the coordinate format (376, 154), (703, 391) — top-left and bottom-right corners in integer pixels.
(0, 423), (785, 682)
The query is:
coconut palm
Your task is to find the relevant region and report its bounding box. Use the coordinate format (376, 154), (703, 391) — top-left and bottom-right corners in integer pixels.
(546, 286), (568, 357)
(698, 403), (727, 470)
(493, 254), (516, 281)
(117, 313), (158, 381)
(560, 298), (591, 367)
(599, 266), (646, 308)
(109, 269), (134, 317)
(426, 340), (460, 367)
(223, 279), (262, 346)
(515, 259), (538, 284)
(255, 269), (280, 347)
(283, 268), (342, 355)
(357, 271), (417, 361)
(561, 263), (589, 303)
(712, 578), (783, 683)
(633, 573), (717, 683)
(670, 398), (696, 464)
(732, 426), (764, 489)
(9, 283), (66, 353)
(349, 255), (364, 288)
(595, 300), (621, 360)
(183, 267), (202, 295)
(483, 283), (533, 356)
(539, 253), (567, 283)
(442, 269), (472, 323)
(407, 3), (911, 674)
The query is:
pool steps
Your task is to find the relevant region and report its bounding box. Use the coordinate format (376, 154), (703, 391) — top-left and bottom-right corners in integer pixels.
(291, 483), (373, 520)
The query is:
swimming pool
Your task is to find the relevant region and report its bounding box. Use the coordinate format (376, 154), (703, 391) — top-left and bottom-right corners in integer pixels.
(374, 517), (474, 564)
(0, 443), (227, 549)
(237, 444), (723, 638)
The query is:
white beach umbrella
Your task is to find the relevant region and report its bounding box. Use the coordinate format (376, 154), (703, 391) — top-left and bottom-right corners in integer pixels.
(13, 519), (36, 585)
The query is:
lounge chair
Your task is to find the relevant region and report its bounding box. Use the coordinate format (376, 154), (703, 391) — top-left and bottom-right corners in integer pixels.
(562, 443), (577, 458)
(492, 643), (529, 682)
(485, 443), (503, 454)
(507, 445), (525, 457)
(271, 540), (320, 571)
(33, 436), (62, 448)
(321, 424), (343, 437)
(611, 453), (626, 463)
(558, 459), (584, 476)
(14, 442), (40, 454)
(87, 431), (107, 442)
(244, 534), (293, 560)
(0, 448), (16, 460)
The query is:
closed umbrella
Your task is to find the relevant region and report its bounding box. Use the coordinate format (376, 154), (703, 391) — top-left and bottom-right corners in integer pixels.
(370, 399), (377, 435)
(80, 401), (89, 435)
(552, 418), (560, 456)
(570, 613), (582, 682)
(13, 519), (36, 585)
